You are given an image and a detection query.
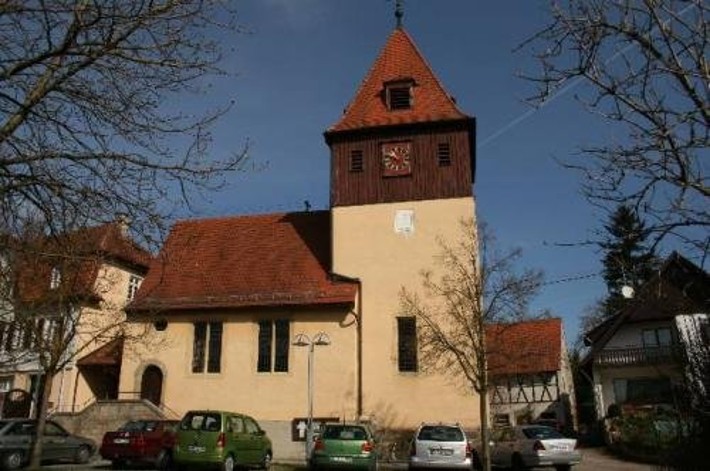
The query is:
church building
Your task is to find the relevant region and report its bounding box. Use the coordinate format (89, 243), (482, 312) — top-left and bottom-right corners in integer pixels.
(122, 18), (479, 460)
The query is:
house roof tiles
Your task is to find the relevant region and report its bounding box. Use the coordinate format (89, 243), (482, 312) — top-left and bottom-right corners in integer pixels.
(486, 318), (563, 376)
(130, 211), (357, 312)
(328, 28), (469, 133)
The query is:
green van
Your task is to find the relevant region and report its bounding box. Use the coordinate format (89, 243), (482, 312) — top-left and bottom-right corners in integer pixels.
(173, 410), (272, 471)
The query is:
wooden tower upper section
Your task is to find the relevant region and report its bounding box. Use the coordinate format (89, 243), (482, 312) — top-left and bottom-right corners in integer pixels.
(324, 27), (476, 208)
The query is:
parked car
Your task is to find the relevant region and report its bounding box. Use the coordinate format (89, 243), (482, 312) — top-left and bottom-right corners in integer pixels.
(490, 425), (581, 471)
(310, 423), (377, 471)
(0, 419), (96, 470)
(408, 423), (476, 470)
(99, 419), (178, 469)
(173, 410), (272, 471)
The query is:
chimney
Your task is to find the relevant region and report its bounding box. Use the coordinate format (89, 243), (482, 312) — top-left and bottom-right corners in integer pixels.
(116, 214), (131, 237)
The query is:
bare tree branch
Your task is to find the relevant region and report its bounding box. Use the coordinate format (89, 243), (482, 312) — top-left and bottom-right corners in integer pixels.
(519, 0), (709, 258)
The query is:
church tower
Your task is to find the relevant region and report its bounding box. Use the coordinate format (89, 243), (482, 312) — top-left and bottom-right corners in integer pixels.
(325, 18), (479, 428)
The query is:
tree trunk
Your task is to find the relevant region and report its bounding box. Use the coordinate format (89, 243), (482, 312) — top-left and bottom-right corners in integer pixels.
(28, 373), (54, 470)
(479, 387), (491, 471)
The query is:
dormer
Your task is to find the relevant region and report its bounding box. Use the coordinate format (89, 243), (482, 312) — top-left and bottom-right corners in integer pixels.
(384, 78), (415, 111)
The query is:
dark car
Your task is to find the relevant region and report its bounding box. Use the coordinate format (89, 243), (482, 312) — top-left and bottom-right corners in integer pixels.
(0, 419), (96, 470)
(100, 419), (178, 469)
(310, 423), (377, 471)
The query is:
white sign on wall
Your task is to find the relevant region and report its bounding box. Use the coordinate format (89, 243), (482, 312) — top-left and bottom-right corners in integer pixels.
(394, 209), (415, 236)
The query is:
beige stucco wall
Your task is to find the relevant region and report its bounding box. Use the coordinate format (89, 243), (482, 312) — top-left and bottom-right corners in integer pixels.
(332, 197), (479, 430)
(48, 261), (143, 413)
(120, 308), (358, 422)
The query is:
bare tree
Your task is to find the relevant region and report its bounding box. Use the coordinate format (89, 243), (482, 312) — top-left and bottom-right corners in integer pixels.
(520, 0), (709, 258)
(1, 222), (160, 469)
(0, 0), (246, 242)
(399, 220), (545, 471)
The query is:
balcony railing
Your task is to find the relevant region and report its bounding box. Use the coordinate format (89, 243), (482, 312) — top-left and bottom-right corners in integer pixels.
(595, 345), (681, 367)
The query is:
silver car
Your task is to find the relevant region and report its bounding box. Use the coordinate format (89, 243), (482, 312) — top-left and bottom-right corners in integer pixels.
(490, 425), (581, 471)
(0, 419), (96, 470)
(408, 423), (476, 469)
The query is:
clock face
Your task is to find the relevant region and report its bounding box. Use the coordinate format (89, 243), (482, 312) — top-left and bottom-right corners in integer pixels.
(382, 141), (412, 176)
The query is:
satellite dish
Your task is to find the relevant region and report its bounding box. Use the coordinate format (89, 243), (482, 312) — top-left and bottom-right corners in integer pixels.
(621, 285), (635, 299)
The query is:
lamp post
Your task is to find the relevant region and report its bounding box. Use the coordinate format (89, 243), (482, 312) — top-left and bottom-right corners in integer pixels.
(293, 331), (331, 462)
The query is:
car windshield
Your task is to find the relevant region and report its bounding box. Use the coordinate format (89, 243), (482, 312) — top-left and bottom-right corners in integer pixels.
(417, 426), (464, 442)
(522, 426), (565, 440)
(119, 421), (158, 432)
(180, 413), (221, 432)
(322, 426), (368, 441)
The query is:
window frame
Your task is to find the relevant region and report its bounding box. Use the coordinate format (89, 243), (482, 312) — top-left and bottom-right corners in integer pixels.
(437, 142), (452, 166)
(257, 319), (290, 373)
(50, 266), (61, 290)
(127, 275), (142, 301)
(642, 327), (673, 347)
(397, 316), (418, 372)
(385, 81), (414, 111)
(192, 321), (222, 374)
(349, 149), (364, 173)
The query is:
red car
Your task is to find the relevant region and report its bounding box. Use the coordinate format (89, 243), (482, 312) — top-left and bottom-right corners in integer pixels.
(99, 419), (178, 469)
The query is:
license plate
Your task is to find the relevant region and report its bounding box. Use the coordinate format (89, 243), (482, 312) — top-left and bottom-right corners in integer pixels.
(331, 457), (353, 463)
(113, 438), (129, 444)
(550, 445), (569, 451)
(188, 445), (206, 453)
(430, 448), (453, 456)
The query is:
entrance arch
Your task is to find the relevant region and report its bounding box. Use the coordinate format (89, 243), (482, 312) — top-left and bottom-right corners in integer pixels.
(140, 365), (163, 406)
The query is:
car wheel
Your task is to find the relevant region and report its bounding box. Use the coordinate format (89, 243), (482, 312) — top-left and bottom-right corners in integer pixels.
(222, 454), (235, 471)
(74, 445), (92, 464)
(3, 451), (23, 470)
(110, 459), (125, 469)
(555, 466), (571, 471)
(261, 450), (272, 469)
(157, 449), (173, 470)
(512, 453), (526, 471)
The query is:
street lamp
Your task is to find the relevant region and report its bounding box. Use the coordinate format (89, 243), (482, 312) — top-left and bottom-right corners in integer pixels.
(293, 331), (331, 462)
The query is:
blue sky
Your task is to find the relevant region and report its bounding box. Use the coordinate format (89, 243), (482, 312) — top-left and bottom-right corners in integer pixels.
(175, 0), (623, 343)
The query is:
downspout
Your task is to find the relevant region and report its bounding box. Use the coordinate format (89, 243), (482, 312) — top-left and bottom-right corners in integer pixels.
(331, 273), (363, 419)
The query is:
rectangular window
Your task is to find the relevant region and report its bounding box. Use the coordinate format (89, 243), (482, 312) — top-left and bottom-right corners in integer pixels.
(50, 267), (61, 289)
(257, 319), (290, 372)
(257, 321), (273, 372)
(397, 317), (418, 372)
(192, 322), (207, 373)
(274, 319), (290, 372)
(127, 275), (142, 301)
(349, 150), (363, 173)
(207, 322), (223, 373)
(642, 327), (672, 347)
(0, 376), (12, 393)
(437, 142), (451, 166)
(192, 322), (222, 374)
(387, 85), (412, 110)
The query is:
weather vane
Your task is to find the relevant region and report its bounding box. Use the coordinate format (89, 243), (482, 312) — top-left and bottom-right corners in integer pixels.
(394, 0), (404, 28)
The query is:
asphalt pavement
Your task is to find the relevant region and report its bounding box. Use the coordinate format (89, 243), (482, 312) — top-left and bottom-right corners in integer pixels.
(40, 447), (656, 471)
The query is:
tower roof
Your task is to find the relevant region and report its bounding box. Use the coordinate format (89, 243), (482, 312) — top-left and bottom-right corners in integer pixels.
(328, 28), (469, 133)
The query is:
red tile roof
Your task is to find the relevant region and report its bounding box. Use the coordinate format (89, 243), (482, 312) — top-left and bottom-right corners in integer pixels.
(486, 318), (562, 376)
(15, 223), (151, 305)
(130, 211), (357, 312)
(328, 28), (469, 132)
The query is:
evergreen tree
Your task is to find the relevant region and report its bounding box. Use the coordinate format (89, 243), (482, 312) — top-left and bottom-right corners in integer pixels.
(600, 205), (658, 317)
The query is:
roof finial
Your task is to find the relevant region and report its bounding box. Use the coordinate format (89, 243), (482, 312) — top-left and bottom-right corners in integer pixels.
(394, 0), (404, 28)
